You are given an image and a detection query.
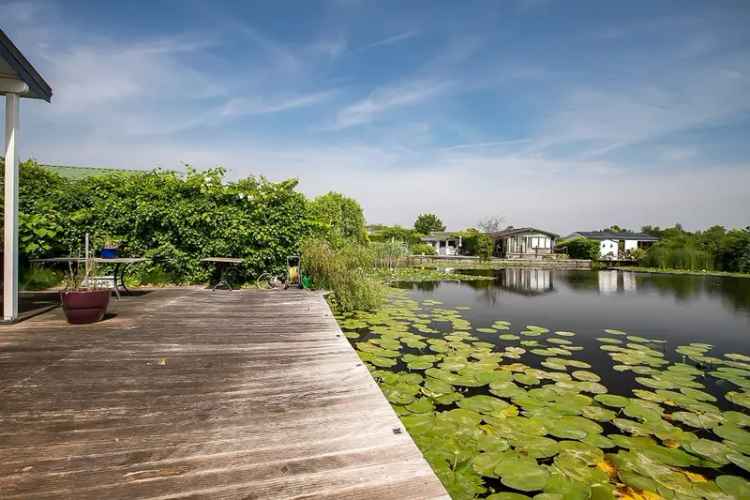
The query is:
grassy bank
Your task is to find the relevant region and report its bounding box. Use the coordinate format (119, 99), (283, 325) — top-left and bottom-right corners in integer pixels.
(612, 266), (750, 279)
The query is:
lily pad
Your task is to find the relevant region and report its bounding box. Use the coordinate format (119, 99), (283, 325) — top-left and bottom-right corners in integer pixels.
(458, 395), (510, 414)
(604, 328), (627, 335)
(572, 370), (601, 382)
(495, 457), (550, 492)
(685, 438), (731, 464)
(594, 394), (629, 408)
(716, 475), (750, 498)
(727, 452), (750, 473)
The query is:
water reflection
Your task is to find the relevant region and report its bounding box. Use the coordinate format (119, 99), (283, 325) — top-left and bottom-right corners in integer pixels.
(496, 268), (555, 296)
(399, 268), (750, 316)
(597, 270), (637, 294)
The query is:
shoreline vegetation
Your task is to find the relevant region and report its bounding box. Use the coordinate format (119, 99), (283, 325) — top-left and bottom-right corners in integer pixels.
(611, 266), (750, 279)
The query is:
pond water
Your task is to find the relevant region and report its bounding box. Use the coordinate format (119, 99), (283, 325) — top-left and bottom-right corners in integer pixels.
(338, 269), (750, 500)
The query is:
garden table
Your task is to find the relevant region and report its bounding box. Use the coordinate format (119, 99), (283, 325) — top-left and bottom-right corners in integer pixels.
(31, 257), (146, 299)
(200, 257), (244, 290)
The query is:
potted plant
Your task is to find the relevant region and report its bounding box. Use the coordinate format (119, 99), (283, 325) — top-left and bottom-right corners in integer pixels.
(101, 237), (120, 259)
(60, 257), (110, 324)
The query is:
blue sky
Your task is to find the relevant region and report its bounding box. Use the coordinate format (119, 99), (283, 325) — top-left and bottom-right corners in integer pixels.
(3, 0), (750, 233)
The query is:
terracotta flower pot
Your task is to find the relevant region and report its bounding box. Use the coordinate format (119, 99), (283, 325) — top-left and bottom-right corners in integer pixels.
(61, 289), (111, 324)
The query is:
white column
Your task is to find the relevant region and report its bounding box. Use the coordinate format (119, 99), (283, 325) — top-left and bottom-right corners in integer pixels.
(4, 93), (20, 322)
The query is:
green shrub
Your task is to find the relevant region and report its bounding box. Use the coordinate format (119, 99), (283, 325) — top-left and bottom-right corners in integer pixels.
(20, 265), (63, 290)
(411, 243), (437, 256)
(301, 239), (386, 312)
(564, 238), (600, 260)
(5, 162), (315, 284)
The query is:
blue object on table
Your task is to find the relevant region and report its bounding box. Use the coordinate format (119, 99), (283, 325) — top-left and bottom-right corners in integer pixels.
(100, 248), (119, 259)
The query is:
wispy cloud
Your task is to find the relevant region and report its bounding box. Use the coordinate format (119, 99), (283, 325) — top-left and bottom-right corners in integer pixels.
(363, 30), (419, 49)
(220, 90), (338, 117)
(439, 139), (532, 151)
(333, 79), (453, 129)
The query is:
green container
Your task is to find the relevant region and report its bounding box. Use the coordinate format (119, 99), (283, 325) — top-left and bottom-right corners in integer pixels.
(301, 275), (313, 289)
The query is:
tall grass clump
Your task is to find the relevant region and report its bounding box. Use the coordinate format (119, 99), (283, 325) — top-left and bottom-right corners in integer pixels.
(301, 239), (386, 313)
(641, 244), (714, 271)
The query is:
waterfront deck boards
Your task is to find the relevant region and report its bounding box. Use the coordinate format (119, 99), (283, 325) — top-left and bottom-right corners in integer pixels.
(0, 288), (448, 500)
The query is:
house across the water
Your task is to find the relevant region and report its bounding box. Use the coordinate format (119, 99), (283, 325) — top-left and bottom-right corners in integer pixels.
(489, 227), (558, 259)
(421, 232), (462, 256)
(566, 231), (659, 260)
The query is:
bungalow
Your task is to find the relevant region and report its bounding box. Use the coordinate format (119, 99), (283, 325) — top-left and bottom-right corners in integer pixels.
(566, 231), (659, 260)
(421, 232), (462, 256)
(489, 227), (558, 259)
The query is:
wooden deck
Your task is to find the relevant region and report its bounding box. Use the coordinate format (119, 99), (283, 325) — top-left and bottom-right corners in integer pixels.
(0, 288), (448, 499)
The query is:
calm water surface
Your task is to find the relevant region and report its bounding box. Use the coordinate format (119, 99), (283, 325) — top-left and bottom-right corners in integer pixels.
(397, 268), (750, 405)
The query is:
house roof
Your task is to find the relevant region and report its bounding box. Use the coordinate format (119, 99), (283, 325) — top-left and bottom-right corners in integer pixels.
(569, 231), (659, 242)
(421, 231), (459, 242)
(40, 164), (140, 180)
(0, 29), (52, 102)
(489, 227), (559, 240)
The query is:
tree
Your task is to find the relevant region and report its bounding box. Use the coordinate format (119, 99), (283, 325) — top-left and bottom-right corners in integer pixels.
(476, 233), (493, 261)
(309, 192), (368, 246)
(414, 213), (445, 235)
(601, 225), (632, 233)
(477, 216), (505, 234)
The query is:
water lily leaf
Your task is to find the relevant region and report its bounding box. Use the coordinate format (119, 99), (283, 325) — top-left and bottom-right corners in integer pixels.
(679, 387), (716, 402)
(581, 405), (616, 422)
(684, 438), (731, 465)
(604, 328), (627, 335)
(714, 424), (750, 447)
(513, 435), (561, 459)
(724, 410), (750, 428)
(572, 370), (601, 382)
(489, 381), (525, 399)
(725, 353), (750, 362)
(405, 397), (435, 414)
(472, 450), (508, 477)
(486, 493), (531, 500)
(716, 475), (750, 498)
(582, 433), (616, 450)
(499, 334), (520, 341)
(727, 452), (750, 472)
(514, 373), (541, 386)
(635, 377), (675, 390)
(495, 457), (550, 492)
(612, 418), (651, 436)
(555, 331), (576, 337)
(594, 394), (630, 408)
(623, 401), (663, 423)
(547, 416), (602, 440)
(458, 395), (510, 414)
(477, 327), (497, 334)
(530, 348), (558, 357)
(670, 411), (723, 429)
(726, 391), (750, 409)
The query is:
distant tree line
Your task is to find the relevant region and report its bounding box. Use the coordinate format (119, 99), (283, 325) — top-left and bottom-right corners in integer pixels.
(639, 224), (750, 273)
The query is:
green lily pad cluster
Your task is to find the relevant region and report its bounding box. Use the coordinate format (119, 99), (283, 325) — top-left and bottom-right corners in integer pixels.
(337, 289), (750, 499)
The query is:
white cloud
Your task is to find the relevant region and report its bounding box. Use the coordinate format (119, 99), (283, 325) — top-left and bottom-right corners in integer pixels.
(333, 79), (453, 129)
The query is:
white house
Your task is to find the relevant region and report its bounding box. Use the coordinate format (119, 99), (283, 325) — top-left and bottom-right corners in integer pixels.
(566, 231), (659, 260)
(489, 227), (558, 259)
(421, 232), (462, 256)
(1, 29), (53, 322)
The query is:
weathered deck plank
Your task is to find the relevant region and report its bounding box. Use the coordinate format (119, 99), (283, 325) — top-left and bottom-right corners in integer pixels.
(0, 289), (447, 499)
